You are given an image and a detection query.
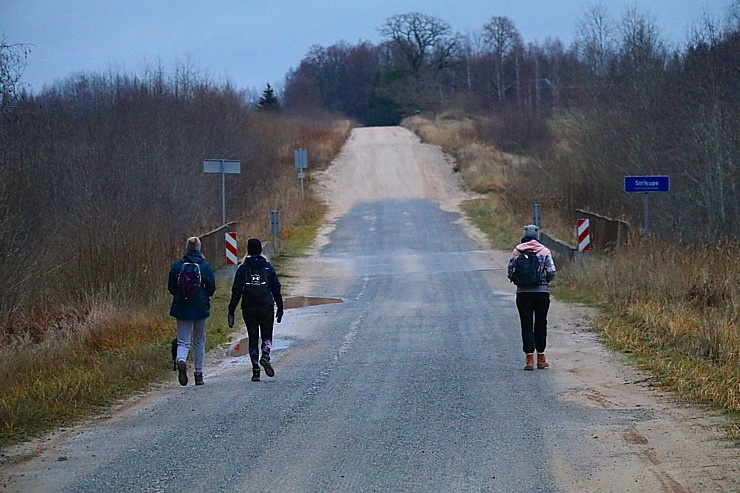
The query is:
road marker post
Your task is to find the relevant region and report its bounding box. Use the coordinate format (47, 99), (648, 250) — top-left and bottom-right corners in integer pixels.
(577, 219), (591, 252)
(225, 232), (237, 265)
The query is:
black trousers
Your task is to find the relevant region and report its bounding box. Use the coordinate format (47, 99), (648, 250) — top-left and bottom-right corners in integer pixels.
(516, 292), (550, 354)
(242, 304), (274, 365)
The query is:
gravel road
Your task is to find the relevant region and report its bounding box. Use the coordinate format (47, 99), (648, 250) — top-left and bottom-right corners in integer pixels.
(1, 127), (737, 493)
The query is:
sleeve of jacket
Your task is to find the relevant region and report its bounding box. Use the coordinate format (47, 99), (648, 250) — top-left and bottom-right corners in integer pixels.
(544, 255), (556, 283)
(228, 264), (245, 314)
(167, 260), (181, 296)
(203, 261), (216, 297)
(507, 249), (519, 281)
(268, 266), (284, 311)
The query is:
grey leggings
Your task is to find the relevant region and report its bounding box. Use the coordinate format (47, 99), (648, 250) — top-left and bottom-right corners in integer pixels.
(176, 318), (207, 373)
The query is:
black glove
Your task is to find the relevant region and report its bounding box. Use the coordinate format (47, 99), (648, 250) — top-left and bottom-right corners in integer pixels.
(227, 313), (235, 328)
(276, 308), (284, 323)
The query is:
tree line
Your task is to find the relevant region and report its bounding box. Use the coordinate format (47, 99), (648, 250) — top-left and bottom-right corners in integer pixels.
(0, 57), (341, 333)
(281, 5), (738, 241)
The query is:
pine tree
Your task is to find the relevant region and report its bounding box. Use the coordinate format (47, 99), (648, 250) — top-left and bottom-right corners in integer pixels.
(257, 83), (280, 112)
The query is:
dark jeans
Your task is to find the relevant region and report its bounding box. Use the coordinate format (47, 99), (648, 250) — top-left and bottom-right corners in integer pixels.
(516, 292), (550, 354)
(242, 304), (274, 366)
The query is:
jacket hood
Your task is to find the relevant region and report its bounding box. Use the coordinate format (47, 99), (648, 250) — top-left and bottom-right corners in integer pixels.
(243, 255), (266, 266)
(183, 250), (205, 263)
(516, 239), (550, 256)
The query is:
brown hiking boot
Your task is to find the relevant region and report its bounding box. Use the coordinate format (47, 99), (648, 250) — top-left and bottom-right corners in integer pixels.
(524, 353), (534, 371)
(537, 353), (549, 369)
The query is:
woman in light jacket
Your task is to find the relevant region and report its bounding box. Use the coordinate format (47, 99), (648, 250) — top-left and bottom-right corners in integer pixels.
(507, 224), (556, 371)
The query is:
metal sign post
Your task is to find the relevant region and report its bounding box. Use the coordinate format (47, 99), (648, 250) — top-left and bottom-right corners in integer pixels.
(294, 148), (308, 198)
(204, 159), (241, 225)
(532, 203), (542, 228)
(624, 175), (669, 233)
(271, 210), (280, 252)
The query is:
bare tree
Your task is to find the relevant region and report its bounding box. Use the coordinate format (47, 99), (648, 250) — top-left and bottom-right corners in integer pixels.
(0, 38), (35, 325)
(730, 0), (740, 31)
(618, 7), (667, 87)
(675, 11), (739, 237)
(575, 3), (616, 79)
(379, 12), (459, 111)
(481, 16), (523, 107)
(460, 30), (487, 94)
(0, 37), (31, 116)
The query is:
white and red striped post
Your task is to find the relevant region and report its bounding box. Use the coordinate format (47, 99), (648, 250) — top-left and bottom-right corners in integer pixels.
(225, 232), (238, 265)
(577, 219), (591, 252)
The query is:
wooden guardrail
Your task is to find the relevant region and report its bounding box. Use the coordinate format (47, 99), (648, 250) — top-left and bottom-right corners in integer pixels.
(575, 209), (629, 252)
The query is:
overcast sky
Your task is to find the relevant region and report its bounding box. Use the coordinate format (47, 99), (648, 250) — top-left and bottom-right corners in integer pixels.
(1, 0), (733, 95)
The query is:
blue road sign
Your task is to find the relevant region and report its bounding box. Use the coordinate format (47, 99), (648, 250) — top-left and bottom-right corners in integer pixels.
(624, 175), (669, 192)
(294, 148), (308, 169)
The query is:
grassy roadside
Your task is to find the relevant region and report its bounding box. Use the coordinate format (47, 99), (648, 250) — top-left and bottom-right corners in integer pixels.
(0, 125), (342, 450)
(0, 310), (173, 447)
(0, 226), (320, 450)
(409, 116), (739, 442)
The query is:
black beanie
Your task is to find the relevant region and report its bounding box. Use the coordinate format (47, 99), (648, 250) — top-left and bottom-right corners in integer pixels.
(247, 238), (262, 256)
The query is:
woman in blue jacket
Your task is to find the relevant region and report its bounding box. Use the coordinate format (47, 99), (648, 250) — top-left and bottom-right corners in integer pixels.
(168, 236), (216, 386)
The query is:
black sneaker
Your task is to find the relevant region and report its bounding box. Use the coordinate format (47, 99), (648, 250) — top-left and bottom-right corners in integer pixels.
(251, 367), (260, 382)
(259, 357), (275, 377)
(194, 372), (204, 385)
(177, 360), (188, 386)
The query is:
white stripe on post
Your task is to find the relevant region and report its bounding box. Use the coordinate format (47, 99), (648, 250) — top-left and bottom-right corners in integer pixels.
(577, 219), (591, 252)
(225, 232), (238, 264)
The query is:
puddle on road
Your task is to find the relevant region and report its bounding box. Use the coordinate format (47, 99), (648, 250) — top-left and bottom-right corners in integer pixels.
(226, 296), (342, 357)
(283, 296), (343, 309)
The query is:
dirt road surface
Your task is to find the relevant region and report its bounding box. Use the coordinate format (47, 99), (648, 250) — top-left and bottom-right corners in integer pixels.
(1, 126), (737, 492)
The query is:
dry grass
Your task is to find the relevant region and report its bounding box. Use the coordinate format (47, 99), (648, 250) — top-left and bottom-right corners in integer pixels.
(403, 114), (478, 151)
(454, 144), (514, 193)
(403, 115), (519, 194)
(563, 242), (739, 416)
(0, 115), (352, 450)
(546, 248), (738, 437)
(0, 283), (242, 448)
(460, 197), (526, 249)
(0, 306), (172, 446)
(405, 114), (740, 437)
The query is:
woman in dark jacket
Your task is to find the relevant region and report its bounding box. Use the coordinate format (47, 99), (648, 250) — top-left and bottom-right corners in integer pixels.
(168, 236), (216, 386)
(227, 238), (284, 382)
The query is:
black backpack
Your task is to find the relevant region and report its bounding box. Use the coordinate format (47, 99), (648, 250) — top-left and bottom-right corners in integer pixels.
(243, 263), (271, 305)
(510, 250), (543, 287)
(177, 261), (202, 301)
